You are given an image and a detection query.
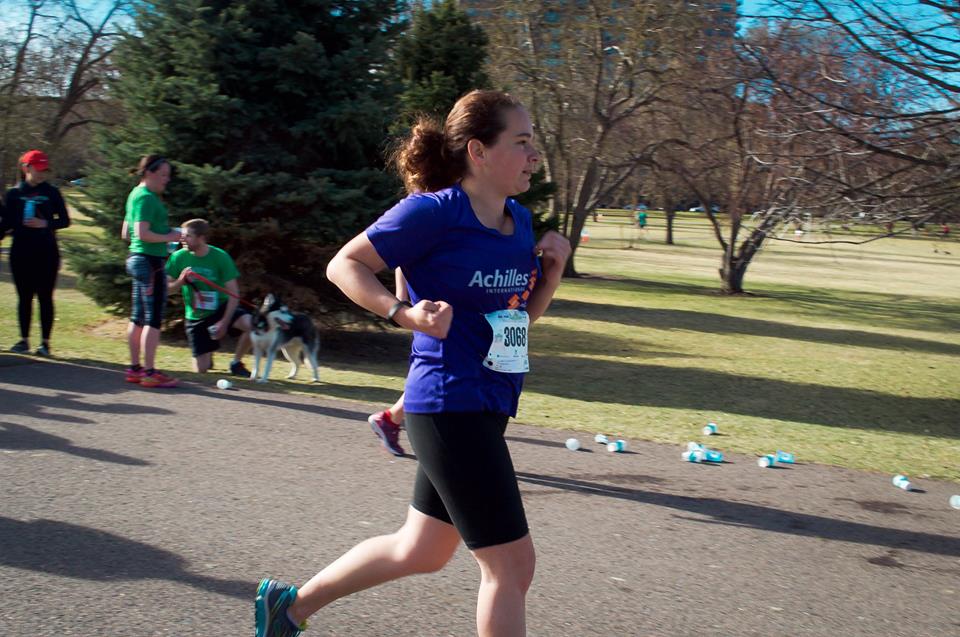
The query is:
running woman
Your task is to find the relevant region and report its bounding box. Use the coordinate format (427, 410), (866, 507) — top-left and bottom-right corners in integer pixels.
(121, 155), (182, 388)
(255, 89), (571, 637)
(2, 150), (71, 357)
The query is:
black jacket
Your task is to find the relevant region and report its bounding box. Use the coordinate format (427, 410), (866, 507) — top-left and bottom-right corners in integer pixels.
(1, 181), (70, 248)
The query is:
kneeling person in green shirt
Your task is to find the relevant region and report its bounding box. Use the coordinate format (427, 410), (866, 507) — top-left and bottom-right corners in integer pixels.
(166, 218), (252, 376)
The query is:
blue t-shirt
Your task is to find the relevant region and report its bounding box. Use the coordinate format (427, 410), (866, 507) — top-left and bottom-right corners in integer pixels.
(366, 184), (538, 416)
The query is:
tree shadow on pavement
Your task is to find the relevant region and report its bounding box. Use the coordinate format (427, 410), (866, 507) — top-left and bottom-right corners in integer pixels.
(2, 356), (374, 422)
(0, 385), (172, 424)
(0, 422), (149, 465)
(516, 472), (960, 558)
(181, 383), (374, 421)
(0, 516), (249, 599)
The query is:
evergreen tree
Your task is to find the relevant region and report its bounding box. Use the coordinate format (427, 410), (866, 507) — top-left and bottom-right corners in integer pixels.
(392, 0), (556, 231)
(68, 0), (407, 318)
(395, 0), (489, 123)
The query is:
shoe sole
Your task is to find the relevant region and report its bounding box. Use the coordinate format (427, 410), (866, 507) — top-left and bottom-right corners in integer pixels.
(125, 377), (142, 384)
(140, 380), (178, 388)
(368, 416), (404, 457)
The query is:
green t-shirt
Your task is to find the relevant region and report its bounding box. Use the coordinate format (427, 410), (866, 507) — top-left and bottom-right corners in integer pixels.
(125, 184), (171, 257)
(165, 245), (240, 321)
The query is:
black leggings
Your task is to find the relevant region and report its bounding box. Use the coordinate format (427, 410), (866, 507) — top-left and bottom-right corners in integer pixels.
(10, 245), (59, 341)
(405, 411), (528, 550)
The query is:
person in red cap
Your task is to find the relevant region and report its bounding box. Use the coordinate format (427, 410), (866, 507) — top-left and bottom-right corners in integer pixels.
(0, 150), (70, 356)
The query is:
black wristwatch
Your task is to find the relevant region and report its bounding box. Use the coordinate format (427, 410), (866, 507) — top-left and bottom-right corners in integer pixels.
(386, 300), (412, 327)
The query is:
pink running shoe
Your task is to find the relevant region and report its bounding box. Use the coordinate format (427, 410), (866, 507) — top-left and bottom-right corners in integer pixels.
(140, 370), (178, 388)
(124, 367), (146, 383)
(368, 410), (404, 456)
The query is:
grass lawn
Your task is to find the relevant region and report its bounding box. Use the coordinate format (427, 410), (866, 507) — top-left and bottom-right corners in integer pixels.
(2, 202), (959, 482)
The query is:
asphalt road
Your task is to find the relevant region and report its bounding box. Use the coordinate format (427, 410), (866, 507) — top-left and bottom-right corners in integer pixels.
(1, 354), (957, 636)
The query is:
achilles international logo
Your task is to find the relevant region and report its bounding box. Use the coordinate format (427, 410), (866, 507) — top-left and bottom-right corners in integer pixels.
(469, 267), (540, 309)
(468, 268), (530, 293)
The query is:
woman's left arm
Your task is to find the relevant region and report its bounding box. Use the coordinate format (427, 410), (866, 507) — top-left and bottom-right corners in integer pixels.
(49, 187), (70, 231)
(526, 230), (571, 324)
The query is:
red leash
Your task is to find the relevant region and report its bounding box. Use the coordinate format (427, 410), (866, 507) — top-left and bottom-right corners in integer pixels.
(187, 271), (258, 310)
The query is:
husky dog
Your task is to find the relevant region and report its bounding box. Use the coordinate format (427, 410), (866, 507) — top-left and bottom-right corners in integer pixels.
(249, 294), (321, 383)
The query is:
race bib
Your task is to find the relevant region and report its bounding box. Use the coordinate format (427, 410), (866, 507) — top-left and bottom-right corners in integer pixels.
(194, 290), (218, 311)
(483, 309), (529, 373)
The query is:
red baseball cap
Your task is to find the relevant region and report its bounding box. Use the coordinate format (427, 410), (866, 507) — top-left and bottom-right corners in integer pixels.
(19, 150), (49, 171)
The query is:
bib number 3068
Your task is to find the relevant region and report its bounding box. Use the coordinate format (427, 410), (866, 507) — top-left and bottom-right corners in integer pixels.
(484, 309), (529, 374)
(503, 325), (527, 348)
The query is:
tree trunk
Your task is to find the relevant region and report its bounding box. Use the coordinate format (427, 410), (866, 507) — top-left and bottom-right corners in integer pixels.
(719, 255), (746, 294)
(563, 157), (602, 277)
(665, 204), (676, 245)
(719, 222), (772, 294)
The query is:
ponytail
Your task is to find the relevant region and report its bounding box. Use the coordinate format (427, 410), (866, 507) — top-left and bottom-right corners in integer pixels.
(390, 90), (523, 194)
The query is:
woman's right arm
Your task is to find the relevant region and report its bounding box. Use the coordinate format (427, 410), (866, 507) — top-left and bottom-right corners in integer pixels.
(327, 233), (451, 338)
(395, 268), (409, 303)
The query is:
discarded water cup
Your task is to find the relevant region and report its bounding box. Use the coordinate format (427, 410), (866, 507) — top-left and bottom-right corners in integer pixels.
(607, 440), (626, 453)
(565, 437), (581, 451)
(950, 495), (960, 510)
(757, 454), (776, 468)
(682, 449), (705, 463)
(775, 450), (795, 464)
(594, 433), (609, 445)
(687, 441), (704, 452)
(703, 422), (718, 436)
(892, 474), (911, 491)
(702, 449), (724, 463)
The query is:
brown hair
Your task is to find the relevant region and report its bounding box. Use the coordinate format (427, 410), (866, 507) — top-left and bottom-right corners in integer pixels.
(183, 218), (210, 239)
(130, 154), (169, 177)
(390, 90), (523, 194)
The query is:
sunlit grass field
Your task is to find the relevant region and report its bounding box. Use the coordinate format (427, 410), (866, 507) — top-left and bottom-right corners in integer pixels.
(2, 203), (958, 481)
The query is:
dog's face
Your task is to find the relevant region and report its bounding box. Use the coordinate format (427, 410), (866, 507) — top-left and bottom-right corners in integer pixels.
(253, 294), (293, 334)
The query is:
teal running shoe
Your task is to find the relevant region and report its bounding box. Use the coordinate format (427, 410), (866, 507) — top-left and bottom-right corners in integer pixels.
(255, 578), (306, 637)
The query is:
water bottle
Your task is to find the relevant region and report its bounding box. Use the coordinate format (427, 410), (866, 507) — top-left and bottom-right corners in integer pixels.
(892, 474), (911, 491)
(208, 324), (220, 340)
(775, 450), (795, 464)
(594, 433), (609, 445)
(757, 454), (776, 468)
(703, 449), (724, 463)
(950, 495), (960, 510)
(682, 449), (704, 463)
(168, 227), (183, 253)
(23, 199), (36, 222)
(703, 422), (718, 436)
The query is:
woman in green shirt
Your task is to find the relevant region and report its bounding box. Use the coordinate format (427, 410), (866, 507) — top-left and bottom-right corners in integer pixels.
(120, 154), (182, 388)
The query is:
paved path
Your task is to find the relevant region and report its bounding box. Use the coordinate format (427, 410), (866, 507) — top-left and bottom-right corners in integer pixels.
(1, 355), (957, 636)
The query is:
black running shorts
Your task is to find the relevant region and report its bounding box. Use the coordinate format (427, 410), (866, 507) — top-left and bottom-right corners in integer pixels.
(185, 304), (250, 357)
(405, 411), (529, 550)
